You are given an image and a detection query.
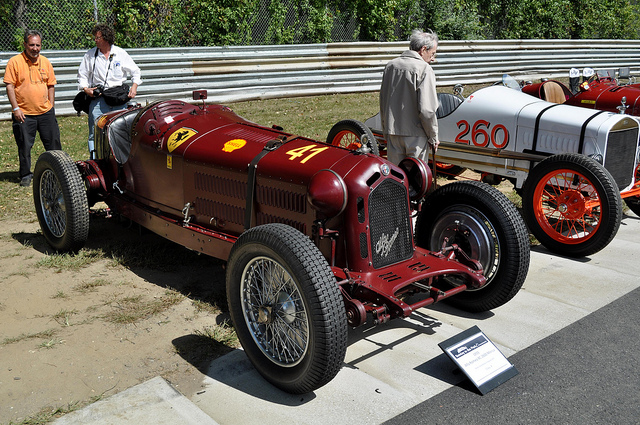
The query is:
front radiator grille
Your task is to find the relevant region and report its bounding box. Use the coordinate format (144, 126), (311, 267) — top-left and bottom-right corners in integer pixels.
(604, 127), (638, 190)
(368, 179), (412, 268)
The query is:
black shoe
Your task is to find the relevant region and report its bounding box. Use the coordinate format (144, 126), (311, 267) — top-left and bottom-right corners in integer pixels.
(20, 174), (33, 187)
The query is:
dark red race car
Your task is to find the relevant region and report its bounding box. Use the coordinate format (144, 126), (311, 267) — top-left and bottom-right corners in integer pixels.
(33, 90), (529, 394)
(521, 68), (640, 115)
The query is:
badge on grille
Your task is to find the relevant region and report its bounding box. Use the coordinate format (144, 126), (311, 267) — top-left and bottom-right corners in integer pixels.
(380, 163), (390, 176)
(375, 227), (399, 257)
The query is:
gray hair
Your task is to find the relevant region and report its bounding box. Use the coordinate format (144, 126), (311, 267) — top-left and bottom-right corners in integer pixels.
(23, 29), (42, 44)
(409, 29), (438, 52)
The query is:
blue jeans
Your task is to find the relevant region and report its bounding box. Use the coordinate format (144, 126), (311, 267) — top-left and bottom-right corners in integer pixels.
(87, 97), (127, 158)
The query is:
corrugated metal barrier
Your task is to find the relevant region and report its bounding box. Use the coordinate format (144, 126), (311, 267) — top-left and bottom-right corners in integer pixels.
(2, 39), (640, 120)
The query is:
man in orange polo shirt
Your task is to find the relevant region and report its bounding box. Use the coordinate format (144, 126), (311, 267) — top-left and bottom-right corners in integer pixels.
(4, 30), (61, 186)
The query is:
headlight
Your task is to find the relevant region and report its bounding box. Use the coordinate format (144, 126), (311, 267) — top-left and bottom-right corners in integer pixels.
(307, 169), (347, 218)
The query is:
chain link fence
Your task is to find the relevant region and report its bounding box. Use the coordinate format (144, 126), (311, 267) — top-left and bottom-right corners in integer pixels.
(1, 0), (396, 51)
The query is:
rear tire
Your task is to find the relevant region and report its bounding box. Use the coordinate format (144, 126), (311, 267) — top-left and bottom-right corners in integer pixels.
(226, 223), (347, 393)
(33, 151), (89, 252)
(416, 181), (529, 312)
(326, 119), (379, 156)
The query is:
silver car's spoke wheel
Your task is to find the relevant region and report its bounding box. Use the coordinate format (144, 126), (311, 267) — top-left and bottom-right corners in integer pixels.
(241, 257), (309, 366)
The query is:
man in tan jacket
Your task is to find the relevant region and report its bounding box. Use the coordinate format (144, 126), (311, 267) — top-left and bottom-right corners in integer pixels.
(379, 29), (439, 165)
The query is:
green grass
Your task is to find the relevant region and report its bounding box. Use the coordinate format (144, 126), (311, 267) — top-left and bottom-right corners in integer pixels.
(101, 289), (184, 325)
(230, 92), (380, 140)
(73, 278), (111, 293)
(1, 115), (88, 222)
(1, 329), (57, 346)
(0, 93), (381, 223)
(194, 321), (239, 348)
(35, 248), (105, 272)
(52, 309), (78, 327)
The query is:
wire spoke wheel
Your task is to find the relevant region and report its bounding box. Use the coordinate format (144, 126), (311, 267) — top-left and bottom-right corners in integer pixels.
(332, 130), (364, 150)
(39, 169), (67, 238)
(241, 256), (309, 367)
(33, 151), (89, 252)
(326, 119), (380, 156)
(523, 153), (621, 257)
(532, 168), (601, 243)
(227, 223), (347, 393)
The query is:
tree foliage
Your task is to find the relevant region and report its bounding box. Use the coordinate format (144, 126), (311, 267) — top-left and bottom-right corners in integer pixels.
(1, 0), (639, 50)
(478, 0), (640, 39)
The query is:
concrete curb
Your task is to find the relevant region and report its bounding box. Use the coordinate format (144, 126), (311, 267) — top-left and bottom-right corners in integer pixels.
(52, 376), (218, 425)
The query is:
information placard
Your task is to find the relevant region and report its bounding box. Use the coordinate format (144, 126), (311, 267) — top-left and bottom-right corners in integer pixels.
(439, 326), (518, 395)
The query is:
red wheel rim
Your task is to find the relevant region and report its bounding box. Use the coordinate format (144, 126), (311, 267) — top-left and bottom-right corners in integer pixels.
(532, 168), (602, 244)
(436, 162), (456, 170)
(331, 130), (362, 150)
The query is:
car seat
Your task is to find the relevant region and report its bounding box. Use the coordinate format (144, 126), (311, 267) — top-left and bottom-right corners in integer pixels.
(542, 81), (566, 104)
(109, 109), (138, 164)
(436, 93), (462, 118)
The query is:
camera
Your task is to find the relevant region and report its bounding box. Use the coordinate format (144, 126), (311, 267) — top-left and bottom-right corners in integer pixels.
(93, 85), (104, 97)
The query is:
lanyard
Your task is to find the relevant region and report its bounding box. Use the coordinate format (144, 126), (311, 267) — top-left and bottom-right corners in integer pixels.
(91, 48), (114, 87)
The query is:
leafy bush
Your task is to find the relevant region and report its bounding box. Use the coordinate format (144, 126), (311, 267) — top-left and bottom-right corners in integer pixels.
(478, 0), (640, 39)
(1, 0), (639, 50)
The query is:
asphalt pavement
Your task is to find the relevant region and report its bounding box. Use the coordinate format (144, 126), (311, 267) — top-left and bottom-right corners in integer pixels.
(54, 212), (640, 425)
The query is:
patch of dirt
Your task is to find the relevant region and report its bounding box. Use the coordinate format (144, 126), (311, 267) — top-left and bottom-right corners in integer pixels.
(0, 215), (235, 424)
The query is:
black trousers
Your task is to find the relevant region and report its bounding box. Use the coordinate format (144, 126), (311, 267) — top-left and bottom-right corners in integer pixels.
(12, 108), (61, 178)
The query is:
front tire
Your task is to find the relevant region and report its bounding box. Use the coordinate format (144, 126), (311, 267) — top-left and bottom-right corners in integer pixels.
(226, 223), (347, 394)
(415, 181), (530, 312)
(33, 151), (89, 252)
(522, 153), (622, 257)
(326, 119), (380, 156)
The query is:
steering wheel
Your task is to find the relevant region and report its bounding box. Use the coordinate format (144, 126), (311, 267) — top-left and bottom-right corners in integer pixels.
(501, 74), (521, 91)
(586, 74), (599, 83)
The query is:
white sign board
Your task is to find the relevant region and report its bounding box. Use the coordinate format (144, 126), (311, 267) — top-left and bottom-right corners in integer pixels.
(439, 325), (518, 394)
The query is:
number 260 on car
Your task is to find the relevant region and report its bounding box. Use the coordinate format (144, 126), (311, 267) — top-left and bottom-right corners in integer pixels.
(455, 120), (510, 149)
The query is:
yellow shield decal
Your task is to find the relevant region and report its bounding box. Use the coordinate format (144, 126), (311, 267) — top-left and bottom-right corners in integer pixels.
(167, 128), (198, 153)
(223, 139), (247, 152)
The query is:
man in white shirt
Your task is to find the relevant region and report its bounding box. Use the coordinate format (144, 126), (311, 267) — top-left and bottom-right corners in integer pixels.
(77, 24), (142, 159)
(379, 29), (439, 165)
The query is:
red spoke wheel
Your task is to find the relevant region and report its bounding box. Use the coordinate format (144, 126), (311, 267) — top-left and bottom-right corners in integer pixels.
(326, 119), (379, 156)
(429, 161), (466, 179)
(522, 153), (622, 257)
